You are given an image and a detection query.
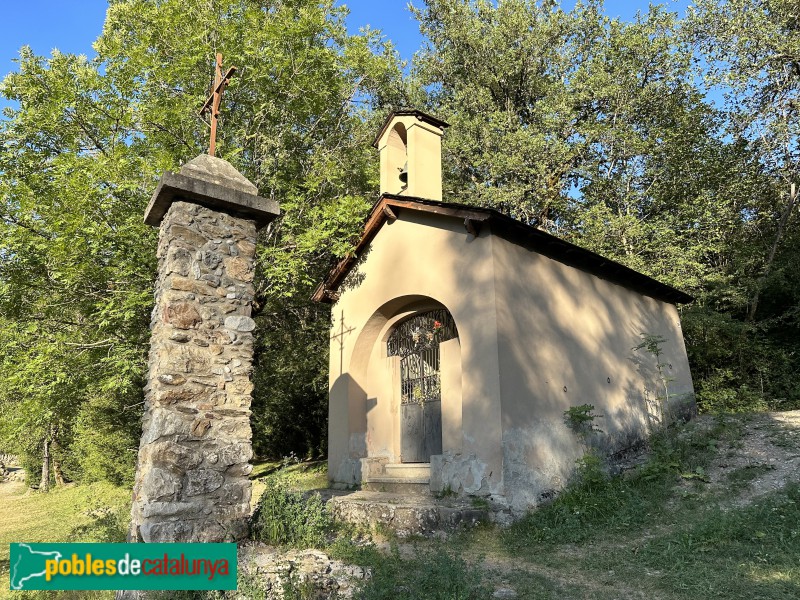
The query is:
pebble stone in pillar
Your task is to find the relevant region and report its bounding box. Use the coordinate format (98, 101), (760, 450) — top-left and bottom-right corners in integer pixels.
(129, 155), (278, 543)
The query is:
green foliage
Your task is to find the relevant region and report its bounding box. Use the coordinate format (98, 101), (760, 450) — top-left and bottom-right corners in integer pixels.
(413, 0), (800, 414)
(564, 404), (604, 442)
(2, 0), (800, 490)
(0, 0), (404, 481)
(681, 0), (800, 411)
(281, 574), (320, 600)
(250, 298), (330, 460)
(564, 403), (607, 486)
(250, 476), (333, 548)
(633, 333), (668, 359)
(682, 302), (798, 413)
(632, 483), (800, 597)
(0, 480), (131, 595)
(634, 332), (678, 427)
(573, 452), (607, 488)
(470, 496), (489, 509)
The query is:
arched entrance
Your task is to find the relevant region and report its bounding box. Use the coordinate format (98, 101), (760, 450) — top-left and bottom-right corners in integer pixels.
(387, 309), (458, 462)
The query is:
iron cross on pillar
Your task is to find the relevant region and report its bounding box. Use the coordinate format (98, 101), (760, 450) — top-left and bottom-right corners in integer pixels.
(199, 53), (237, 157)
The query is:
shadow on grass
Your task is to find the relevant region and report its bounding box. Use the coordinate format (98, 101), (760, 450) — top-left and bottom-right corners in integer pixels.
(485, 415), (800, 599)
(343, 543), (491, 600)
(67, 507), (128, 544)
(615, 483), (800, 599)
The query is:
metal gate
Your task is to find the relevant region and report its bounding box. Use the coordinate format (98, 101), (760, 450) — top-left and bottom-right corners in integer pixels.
(387, 309), (457, 463)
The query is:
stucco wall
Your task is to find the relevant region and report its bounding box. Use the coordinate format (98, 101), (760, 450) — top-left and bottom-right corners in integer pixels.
(327, 210), (694, 512)
(328, 211), (504, 495)
(491, 232), (695, 512)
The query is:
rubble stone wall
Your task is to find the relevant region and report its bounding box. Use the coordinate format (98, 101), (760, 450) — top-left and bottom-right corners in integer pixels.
(130, 200), (257, 543)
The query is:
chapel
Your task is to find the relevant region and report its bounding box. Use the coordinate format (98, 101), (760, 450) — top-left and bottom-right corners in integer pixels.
(313, 110), (695, 513)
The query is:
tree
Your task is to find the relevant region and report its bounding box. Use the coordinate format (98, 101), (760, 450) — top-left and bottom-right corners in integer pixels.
(0, 0), (404, 482)
(685, 0), (800, 408)
(691, 0), (799, 319)
(412, 0), (799, 411)
(413, 0), (720, 281)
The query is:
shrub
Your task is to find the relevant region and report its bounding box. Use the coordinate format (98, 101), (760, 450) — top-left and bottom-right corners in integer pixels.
(250, 475), (333, 548)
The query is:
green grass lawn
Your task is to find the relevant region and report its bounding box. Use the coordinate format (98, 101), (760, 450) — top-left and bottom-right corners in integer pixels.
(0, 480), (130, 600)
(0, 459), (326, 599)
(3, 416), (799, 599)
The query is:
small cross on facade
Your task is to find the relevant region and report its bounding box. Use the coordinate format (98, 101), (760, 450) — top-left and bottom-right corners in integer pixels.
(331, 311), (356, 375)
(199, 53), (237, 157)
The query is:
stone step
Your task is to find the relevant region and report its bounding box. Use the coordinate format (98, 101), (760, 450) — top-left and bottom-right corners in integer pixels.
(325, 490), (490, 537)
(384, 463), (431, 479)
(362, 479), (431, 495)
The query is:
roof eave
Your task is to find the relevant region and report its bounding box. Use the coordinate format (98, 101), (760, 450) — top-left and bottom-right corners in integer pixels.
(311, 195), (694, 306)
(371, 110), (450, 149)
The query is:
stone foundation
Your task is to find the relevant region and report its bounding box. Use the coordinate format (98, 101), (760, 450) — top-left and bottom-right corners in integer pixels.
(130, 199), (259, 542)
(325, 490), (493, 537)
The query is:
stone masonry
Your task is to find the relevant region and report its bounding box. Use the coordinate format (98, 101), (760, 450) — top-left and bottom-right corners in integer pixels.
(129, 154), (278, 543)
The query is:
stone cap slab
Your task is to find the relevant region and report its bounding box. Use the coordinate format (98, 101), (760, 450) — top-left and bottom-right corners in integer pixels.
(144, 155), (279, 229)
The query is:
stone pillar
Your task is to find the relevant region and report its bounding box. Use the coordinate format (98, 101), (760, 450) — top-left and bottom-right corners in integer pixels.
(129, 154), (278, 543)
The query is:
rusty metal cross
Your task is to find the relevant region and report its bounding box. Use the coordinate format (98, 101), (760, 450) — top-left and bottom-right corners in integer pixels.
(331, 311), (356, 375)
(199, 53), (237, 157)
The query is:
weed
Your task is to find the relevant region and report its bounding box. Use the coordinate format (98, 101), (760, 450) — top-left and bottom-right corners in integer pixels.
(250, 475), (333, 548)
(564, 404), (608, 487)
(357, 546), (490, 600)
(326, 534), (386, 567)
(634, 333), (679, 429)
(470, 496), (490, 509)
(282, 571), (324, 600)
(563, 404), (604, 445)
(503, 416), (743, 549)
(436, 484), (456, 499)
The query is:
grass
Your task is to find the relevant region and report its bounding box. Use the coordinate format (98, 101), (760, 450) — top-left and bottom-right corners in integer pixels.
(3, 415), (799, 599)
(726, 464), (776, 491)
(251, 475), (333, 548)
(496, 415), (744, 549)
(249, 459), (328, 510)
(0, 458), (325, 599)
(628, 484), (800, 598)
(330, 413), (800, 599)
(0, 480), (130, 600)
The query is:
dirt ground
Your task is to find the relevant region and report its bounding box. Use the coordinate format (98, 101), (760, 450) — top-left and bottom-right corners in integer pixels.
(704, 410), (800, 506)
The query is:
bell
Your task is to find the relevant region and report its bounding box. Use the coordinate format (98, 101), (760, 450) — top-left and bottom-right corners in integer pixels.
(399, 161), (408, 185)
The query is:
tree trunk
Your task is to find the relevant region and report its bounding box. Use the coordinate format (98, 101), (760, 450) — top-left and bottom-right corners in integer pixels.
(39, 437), (50, 492)
(51, 455), (66, 487)
(748, 182), (797, 322)
(51, 427), (66, 486)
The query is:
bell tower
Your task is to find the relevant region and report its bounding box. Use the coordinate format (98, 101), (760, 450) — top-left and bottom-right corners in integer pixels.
(373, 109), (449, 201)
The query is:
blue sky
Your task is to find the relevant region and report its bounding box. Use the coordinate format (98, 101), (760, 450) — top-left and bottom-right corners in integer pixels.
(2, 1), (694, 72)
(1, 0), (694, 113)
